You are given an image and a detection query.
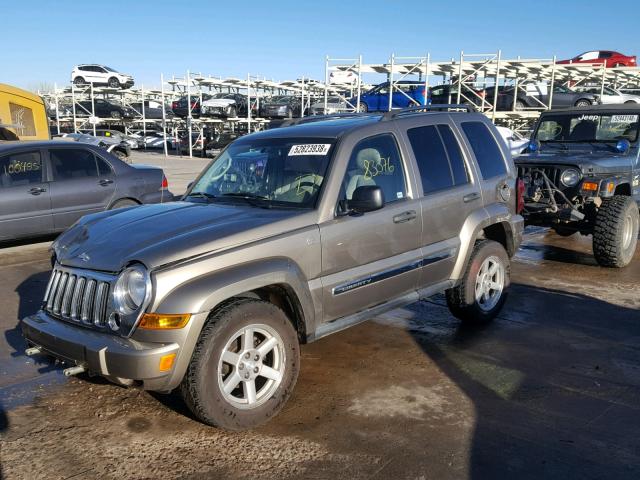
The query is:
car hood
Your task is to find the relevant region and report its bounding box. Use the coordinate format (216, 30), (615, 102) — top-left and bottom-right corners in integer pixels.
(52, 201), (312, 272)
(515, 148), (637, 174)
(202, 98), (236, 107)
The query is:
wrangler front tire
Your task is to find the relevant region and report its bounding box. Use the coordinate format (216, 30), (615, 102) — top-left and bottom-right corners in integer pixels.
(593, 195), (639, 268)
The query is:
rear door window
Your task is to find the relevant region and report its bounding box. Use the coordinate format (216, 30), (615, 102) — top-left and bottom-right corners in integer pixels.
(460, 122), (507, 179)
(407, 125), (469, 195)
(0, 151), (43, 187)
(50, 149), (98, 180)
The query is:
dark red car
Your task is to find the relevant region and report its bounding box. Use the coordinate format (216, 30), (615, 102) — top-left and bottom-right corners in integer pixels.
(558, 50), (636, 68)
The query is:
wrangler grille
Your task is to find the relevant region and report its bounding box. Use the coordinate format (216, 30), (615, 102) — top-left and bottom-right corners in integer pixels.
(43, 267), (113, 328)
(517, 165), (562, 187)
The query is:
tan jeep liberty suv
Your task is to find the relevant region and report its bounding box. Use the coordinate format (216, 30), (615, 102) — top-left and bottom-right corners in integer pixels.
(22, 106), (524, 430)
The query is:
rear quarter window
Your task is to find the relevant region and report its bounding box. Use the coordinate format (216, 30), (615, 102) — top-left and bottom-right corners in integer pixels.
(460, 122), (507, 179)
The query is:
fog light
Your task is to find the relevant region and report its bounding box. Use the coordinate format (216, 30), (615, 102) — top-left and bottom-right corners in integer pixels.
(159, 353), (176, 372)
(139, 313), (191, 330)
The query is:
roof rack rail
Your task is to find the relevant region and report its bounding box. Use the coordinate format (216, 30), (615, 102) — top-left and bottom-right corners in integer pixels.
(382, 104), (476, 120)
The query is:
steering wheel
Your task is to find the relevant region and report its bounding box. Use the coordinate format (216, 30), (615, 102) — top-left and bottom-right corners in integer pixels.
(209, 155), (232, 181)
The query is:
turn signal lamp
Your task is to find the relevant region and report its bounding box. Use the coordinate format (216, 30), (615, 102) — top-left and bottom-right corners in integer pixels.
(159, 353), (176, 372)
(582, 181), (599, 192)
(139, 313), (191, 330)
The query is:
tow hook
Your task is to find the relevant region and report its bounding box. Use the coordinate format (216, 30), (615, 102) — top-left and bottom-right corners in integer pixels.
(63, 365), (86, 377)
(25, 346), (42, 356)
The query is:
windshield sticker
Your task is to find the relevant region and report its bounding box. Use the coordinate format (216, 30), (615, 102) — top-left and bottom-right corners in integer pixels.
(611, 114), (638, 124)
(288, 144), (331, 156)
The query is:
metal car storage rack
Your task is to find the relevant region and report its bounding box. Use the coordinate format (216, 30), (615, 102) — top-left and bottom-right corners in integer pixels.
(42, 73), (351, 157)
(325, 51), (640, 135)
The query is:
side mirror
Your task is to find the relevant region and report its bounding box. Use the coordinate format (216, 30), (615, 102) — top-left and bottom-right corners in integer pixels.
(348, 185), (384, 214)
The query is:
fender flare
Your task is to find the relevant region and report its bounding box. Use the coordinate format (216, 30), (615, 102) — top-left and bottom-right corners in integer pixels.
(451, 203), (520, 280)
(153, 257), (316, 333)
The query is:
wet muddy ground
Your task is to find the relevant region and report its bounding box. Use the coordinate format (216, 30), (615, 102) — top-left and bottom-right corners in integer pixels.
(1, 229), (639, 479)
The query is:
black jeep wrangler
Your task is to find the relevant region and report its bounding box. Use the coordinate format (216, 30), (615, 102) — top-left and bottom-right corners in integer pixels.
(516, 105), (640, 267)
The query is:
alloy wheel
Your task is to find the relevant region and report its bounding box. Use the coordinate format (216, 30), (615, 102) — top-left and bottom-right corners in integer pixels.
(217, 324), (286, 410)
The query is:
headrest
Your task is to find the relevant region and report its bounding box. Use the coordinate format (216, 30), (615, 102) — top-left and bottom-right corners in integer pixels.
(355, 148), (381, 170)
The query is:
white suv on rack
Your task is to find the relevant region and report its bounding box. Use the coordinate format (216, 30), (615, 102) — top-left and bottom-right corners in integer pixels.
(70, 64), (134, 89)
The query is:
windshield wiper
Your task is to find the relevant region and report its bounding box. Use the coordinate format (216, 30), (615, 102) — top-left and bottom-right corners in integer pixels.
(186, 191), (217, 202)
(541, 141), (569, 150)
(219, 192), (272, 208)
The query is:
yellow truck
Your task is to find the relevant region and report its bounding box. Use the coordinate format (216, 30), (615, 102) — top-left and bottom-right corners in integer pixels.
(0, 83), (49, 141)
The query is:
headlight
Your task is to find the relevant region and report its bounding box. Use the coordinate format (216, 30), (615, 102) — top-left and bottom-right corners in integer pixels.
(113, 264), (150, 315)
(560, 168), (581, 187)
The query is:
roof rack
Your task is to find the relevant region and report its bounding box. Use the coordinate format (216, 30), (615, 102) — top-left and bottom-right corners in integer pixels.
(382, 104), (476, 120)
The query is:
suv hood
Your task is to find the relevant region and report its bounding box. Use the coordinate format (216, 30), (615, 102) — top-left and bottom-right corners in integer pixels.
(53, 201), (310, 272)
(516, 148), (637, 174)
(202, 98), (236, 107)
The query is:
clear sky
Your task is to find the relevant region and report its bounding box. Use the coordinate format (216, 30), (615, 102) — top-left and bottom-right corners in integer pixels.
(3, 0), (639, 91)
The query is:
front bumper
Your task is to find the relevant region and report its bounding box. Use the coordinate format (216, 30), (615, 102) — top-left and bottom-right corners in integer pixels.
(21, 311), (179, 390)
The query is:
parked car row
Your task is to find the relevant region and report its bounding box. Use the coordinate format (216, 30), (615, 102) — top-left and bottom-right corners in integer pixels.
(0, 140), (171, 242)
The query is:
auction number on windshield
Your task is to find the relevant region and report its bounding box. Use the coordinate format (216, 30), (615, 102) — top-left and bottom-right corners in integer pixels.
(288, 144), (331, 156)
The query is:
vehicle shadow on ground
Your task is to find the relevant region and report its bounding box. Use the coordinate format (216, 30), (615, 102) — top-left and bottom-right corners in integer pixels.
(517, 242), (599, 266)
(5, 271), (58, 374)
(408, 283), (640, 480)
(0, 234), (57, 251)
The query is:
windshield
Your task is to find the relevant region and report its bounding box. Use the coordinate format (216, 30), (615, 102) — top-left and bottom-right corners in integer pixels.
(187, 137), (336, 208)
(535, 112), (639, 143)
(269, 96), (292, 104)
(104, 66), (117, 72)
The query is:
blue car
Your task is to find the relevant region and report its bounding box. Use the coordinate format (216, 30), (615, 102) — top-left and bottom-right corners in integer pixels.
(351, 81), (427, 112)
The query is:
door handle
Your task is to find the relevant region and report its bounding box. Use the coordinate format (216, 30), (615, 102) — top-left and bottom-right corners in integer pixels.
(28, 187), (47, 195)
(463, 192), (481, 203)
(393, 210), (417, 223)
(99, 179), (114, 186)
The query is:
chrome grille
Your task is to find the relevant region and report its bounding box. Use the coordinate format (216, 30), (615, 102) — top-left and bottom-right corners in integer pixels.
(43, 266), (113, 328)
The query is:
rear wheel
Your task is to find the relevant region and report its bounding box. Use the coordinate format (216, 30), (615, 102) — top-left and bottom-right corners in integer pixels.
(515, 100), (526, 110)
(107, 77), (121, 89)
(575, 99), (592, 107)
(109, 199), (138, 210)
(593, 195), (639, 267)
(181, 299), (300, 431)
(446, 240), (510, 324)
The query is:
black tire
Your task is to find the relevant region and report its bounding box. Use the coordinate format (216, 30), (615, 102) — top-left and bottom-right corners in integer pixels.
(110, 110), (123, 119)
(575, 99), (592, 107)
(181, 298), (300, 431)
(445, 240), (510, 324)
(286, 108), (293, 119)
(109, 199), (138, 210)
(358, 102), (368, 113)
(108, 77), (120, 89)
(228, 106), (237, 118)
(553, 226), (575, 237)
(593, 195), (639, 268)
(515, 100), (526, 110)
(73, 77), (85, 86)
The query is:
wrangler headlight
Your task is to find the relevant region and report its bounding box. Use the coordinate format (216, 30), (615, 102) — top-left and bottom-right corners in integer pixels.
(113, 264), (150, 315)
(560, 168), (581, 187)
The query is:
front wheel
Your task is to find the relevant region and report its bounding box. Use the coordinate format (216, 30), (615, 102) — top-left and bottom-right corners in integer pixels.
(446, 240), (510, 324)
(181, 299), (300, 431)
(575, 99), (592, 107)
(357, 102), (368, 113)
(73, 77), (85, 86)
(593, 195), (639, 267)
(108, 77), (121, 89)
(110, 110), (123, 119)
